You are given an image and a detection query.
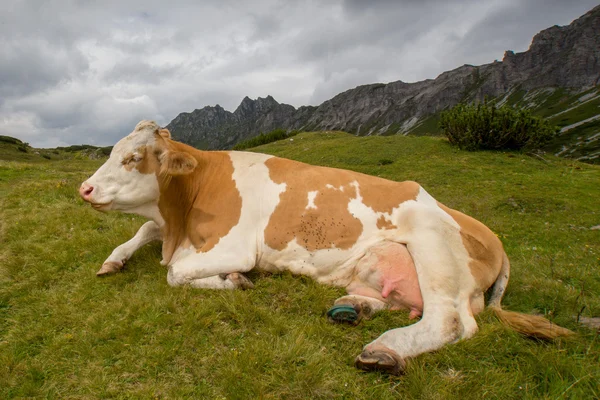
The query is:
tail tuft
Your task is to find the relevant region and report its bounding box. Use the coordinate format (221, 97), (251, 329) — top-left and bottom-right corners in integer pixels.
(489, 305), (574, 340)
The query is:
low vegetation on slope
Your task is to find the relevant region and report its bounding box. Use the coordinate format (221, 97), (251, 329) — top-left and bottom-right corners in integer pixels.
(0, 132), (598, 398)
(0, 136), (113, 163)
(232, 128), (300, 150)
(405, 86), (600, 163)
(439, 102), (558, 151)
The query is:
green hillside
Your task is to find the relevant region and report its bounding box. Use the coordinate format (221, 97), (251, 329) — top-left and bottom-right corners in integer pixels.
(0, 136), (52, 162)
(1, 133), (598, 398)
(0, 136), (113, 163)
(405, 86), (600, 163)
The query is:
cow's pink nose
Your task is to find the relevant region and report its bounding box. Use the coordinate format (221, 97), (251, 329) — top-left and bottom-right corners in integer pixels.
(79, 183), (94, 200)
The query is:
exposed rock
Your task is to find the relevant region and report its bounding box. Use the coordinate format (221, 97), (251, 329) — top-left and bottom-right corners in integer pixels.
(577, 317), (600, 332)
(166, 96), (313, 150)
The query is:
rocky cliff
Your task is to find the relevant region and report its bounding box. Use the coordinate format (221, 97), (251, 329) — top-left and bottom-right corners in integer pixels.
(167, 5), (600, 161)
(166, 95), (315, 150)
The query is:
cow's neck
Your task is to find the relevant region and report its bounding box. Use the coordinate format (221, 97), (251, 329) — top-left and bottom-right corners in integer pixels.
(157, 149), (234, 265)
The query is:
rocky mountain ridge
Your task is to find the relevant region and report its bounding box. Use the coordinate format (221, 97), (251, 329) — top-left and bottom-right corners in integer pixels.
(166, 5), (600, 162)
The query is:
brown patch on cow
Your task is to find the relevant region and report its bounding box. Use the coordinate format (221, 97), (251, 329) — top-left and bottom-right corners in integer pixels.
(137, 145), (161, 175)
(156, 139), (242, 264)
(357, 178), (420, 214)
(264, 158), (364, 251)
(376, 216), (396, 230)
(439, 204), (504, 292)
(264, 158), (419, 251)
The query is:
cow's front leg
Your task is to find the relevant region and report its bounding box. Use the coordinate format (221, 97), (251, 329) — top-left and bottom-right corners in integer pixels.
(97, 221), (162, 275)
(165, 272), (254, 290)
(166, 248), (256, 290)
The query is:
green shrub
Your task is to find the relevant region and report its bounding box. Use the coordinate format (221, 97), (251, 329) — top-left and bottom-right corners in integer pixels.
(439, 102), (559, 151)
(99, 146), (113, 156)
(233, 129), (300, 150)
(0, 135), (23, 145)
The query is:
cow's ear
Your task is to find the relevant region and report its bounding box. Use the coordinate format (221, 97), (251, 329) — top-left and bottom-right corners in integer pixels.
(160, 151), (197, 176)
(158, 128), (171, 139)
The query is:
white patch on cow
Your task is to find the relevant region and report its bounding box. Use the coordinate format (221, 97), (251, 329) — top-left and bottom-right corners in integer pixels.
(306, 191), (318, 210)
(87, 161), (160, 212)
(325, 183), (345, 192)
(259, 236), (363, 287)
(170, 244), (197, 265)
(414, 187), (460, 229)
(416, 186), (438, 207)
(131, 202), (164, 226)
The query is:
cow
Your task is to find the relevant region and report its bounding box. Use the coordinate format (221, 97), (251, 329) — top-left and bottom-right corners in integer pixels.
(79, 120), (572, 375)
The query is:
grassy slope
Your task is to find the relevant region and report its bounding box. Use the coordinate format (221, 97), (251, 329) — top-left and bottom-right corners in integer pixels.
(1, 132), (599, 399)
(405, 86), (600, 163)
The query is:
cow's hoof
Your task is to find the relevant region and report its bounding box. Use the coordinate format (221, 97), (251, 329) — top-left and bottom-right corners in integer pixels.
(355, 347), (406, 375)
(96, 261), (124, 276)
(225, 272), (254, 290)
(327, 305), (359, 324)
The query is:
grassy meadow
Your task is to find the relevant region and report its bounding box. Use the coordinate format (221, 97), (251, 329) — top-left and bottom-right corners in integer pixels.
(1, 132), (599, 399)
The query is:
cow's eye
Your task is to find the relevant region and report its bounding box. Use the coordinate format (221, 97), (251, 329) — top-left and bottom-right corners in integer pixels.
(122, 155), (142, 166)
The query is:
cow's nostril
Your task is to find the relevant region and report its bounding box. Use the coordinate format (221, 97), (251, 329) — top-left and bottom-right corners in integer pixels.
(79, 183), (95, 199)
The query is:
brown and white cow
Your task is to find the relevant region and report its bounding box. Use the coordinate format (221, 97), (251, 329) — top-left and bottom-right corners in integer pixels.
(79, 120), (572, 375)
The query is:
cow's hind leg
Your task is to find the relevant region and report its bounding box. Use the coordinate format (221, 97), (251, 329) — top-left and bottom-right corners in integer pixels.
(356, 205), (479, 375)
(328, 295), (387, 324)
(97, 221), (161, 275)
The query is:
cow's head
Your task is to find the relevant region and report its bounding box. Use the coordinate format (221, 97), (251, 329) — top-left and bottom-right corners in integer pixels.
(79, 120), (197, 213)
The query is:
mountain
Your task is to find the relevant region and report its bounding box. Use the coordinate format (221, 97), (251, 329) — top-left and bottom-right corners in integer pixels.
(165, 96), (315, 150)
(166, 5), (600, 162)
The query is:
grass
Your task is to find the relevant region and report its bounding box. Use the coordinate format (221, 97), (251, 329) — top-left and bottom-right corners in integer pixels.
(407, 114), (442, 136)
(1, 132), (599, 398)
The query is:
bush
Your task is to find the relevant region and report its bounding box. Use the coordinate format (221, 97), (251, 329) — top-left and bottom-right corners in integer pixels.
(233, 129), (300, 150)
(439, 102), (559, 151)
(98, 146), (113, 156)
(0, 135), (23, 145)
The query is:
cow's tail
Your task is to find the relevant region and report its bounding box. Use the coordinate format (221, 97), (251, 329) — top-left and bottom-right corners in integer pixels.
(487, 252), (574, 340)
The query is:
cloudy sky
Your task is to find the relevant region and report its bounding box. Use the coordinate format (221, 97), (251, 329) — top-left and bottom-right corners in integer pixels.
(1, 0), (597, 147)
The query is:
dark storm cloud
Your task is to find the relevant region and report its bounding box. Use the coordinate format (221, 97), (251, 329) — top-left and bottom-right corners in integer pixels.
(0, 39), (88, 97)
(0, 0), (596, 147)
